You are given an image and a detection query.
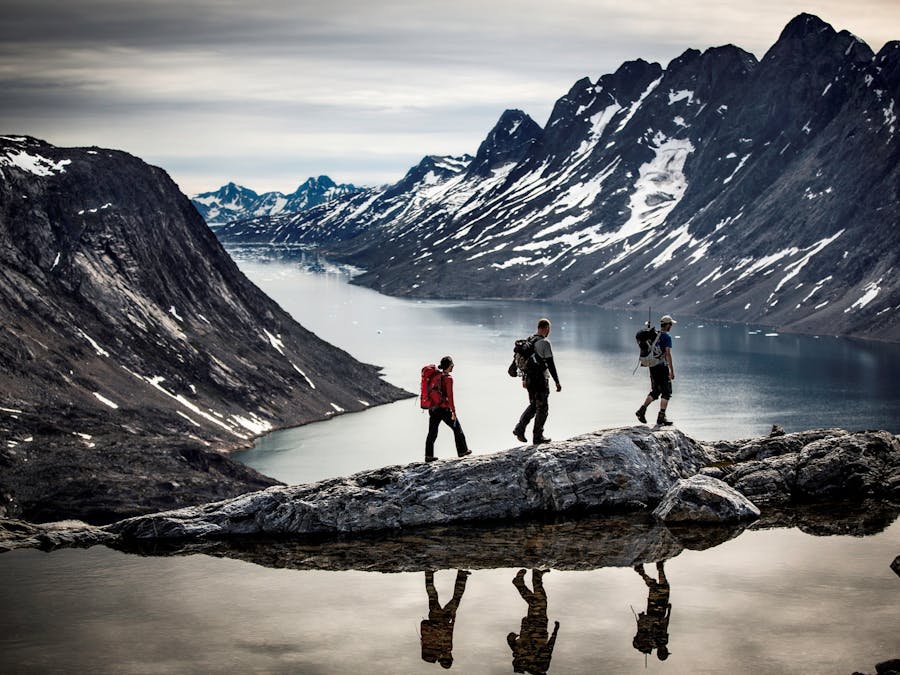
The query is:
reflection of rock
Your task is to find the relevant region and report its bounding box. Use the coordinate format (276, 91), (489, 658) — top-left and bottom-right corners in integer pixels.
(653, 475), (761, 523)
(662, 522), (749, 552)
(114, 514), (746, 573)
(852, 658), (900, 675)
(0, 518), (111, 552)
(754, 501), (900, 537)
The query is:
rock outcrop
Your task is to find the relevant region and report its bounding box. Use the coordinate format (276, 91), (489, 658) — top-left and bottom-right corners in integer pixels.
(0, 426), (896, 554)
(105, 427), (712, 540)
(653, 474), (761, 522)
(704, 429), (900, 505)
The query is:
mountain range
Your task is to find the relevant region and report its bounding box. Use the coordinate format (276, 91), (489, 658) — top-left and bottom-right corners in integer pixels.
(192, 176), (361, 225)
(0, 135), (407, 522)
(216, 14), (900, 342)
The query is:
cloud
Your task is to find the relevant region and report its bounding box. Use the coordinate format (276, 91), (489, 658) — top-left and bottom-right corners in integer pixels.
(1, 0), (898, 194)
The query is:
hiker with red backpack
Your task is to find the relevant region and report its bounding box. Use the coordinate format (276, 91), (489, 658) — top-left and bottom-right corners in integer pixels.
(422, 356), (472, 462)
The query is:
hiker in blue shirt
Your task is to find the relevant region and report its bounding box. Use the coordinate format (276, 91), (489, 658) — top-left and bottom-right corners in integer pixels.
(635, 315), (676, 426)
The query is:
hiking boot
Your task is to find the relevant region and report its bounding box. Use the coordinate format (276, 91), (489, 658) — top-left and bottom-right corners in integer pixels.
(459, 450), (472, 457)
(656, 412), (673, 426)
(533, 436), (552, 444)
(425, 456), (438, 463)
(635, 407), (647, 424)
(513, 429), (527, 443)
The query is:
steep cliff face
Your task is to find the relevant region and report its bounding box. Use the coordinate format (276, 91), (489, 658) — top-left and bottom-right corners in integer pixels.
(217, 14), (899, 341)
(0, 136), (409, 523)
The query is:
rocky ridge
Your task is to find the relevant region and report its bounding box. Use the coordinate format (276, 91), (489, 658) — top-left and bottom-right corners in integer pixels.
(2, 426), (896, 552)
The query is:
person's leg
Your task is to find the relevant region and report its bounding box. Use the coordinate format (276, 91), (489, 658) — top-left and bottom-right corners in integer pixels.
(514, 390), (537, 439)
(657, 376), (673, 425)
(438, 408), (469, 456)
(637, 378), (657, 423)
(532, 388), (550, 442)
(444, 570), (470, 614)
(512, 568), (533, 601)
(425, 409), (442, 460)
(450, 417), (470, 456)
(426, 571), (440, 612)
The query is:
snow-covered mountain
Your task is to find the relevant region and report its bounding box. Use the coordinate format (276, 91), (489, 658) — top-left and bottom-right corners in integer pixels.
(192, 176), (361, 224)
(216, 14), (900, 341)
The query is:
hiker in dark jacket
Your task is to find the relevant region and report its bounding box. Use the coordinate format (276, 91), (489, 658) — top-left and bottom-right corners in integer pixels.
(507, 568), (560, 674)
(420, 569), (471, 668)
(425, 356), (472, 462)
(635, 314), (676, 426)
(513, 318), (562, 444)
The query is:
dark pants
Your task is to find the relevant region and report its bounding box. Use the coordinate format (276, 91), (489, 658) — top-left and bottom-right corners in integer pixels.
(648, 364), (672, 401)
(425, 407), (469, 459)
(514, 380), (550, 442)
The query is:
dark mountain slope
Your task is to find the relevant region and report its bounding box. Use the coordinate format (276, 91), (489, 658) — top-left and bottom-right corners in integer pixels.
(0, 136), (408, 522)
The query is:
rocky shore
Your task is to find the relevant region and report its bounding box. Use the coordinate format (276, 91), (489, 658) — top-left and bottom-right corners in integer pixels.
(1, 426), (897, 553)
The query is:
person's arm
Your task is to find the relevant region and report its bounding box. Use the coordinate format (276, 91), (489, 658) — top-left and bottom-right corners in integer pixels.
(544, 357), (562, 391)
(443, 374), (456, 416)
(665, 348), (674, 380)
(537, 340), (562, 391)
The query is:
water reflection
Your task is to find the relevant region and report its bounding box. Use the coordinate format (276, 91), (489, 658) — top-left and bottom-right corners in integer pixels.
(1, 509), (898, 674)
(507, 569), (560, 674)
(421, 569), (470, 668)
(632, 562), (672, 662)
(119, 513), (748, 572)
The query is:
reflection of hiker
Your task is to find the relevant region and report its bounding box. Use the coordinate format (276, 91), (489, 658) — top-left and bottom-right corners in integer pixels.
(635, 315), (676, 427)
(512, 318), (562, 445)
(424, 356), (471, 462)
(421, 569), (471, 669)
(632, 562), (672, 661)
(507, 569), (560, 674)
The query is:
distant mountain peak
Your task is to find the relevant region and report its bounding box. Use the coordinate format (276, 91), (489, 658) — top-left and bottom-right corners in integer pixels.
(191, 175), (361, 224)
(468, 109), (543, 177)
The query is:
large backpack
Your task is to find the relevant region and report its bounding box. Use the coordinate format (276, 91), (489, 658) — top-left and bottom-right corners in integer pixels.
(508, 335), (544, 377)
(420, 364), (446, 409)
(635, 326), (664, 368)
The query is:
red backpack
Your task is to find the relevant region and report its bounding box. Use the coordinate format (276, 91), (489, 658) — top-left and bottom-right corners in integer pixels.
(420, 365), (445, 409)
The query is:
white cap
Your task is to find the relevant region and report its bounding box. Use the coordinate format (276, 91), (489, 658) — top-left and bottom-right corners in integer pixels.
(660, 315), (677, 325)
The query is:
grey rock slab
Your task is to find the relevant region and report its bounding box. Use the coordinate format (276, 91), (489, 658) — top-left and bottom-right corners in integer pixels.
(107, 427), (714, 541)
(653, 474), (761, 523)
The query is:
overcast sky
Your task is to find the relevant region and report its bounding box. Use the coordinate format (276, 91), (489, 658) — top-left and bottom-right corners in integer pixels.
(2, 0), (898, 196)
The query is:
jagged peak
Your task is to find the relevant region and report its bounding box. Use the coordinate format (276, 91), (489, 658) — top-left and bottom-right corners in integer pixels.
(764, 13), (874, 64)
(467, 109), (542, 177)
(486, 109), (543, 140)
(597, 59), (664, 102)
(667, 48), (703, 71)
(779, 12), (832, 40)
(874, 40), (900, 99)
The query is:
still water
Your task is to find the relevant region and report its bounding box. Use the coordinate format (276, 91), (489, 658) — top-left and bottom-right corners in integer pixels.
(231, 249), (899, 485)
(1, 248), (898, 674)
